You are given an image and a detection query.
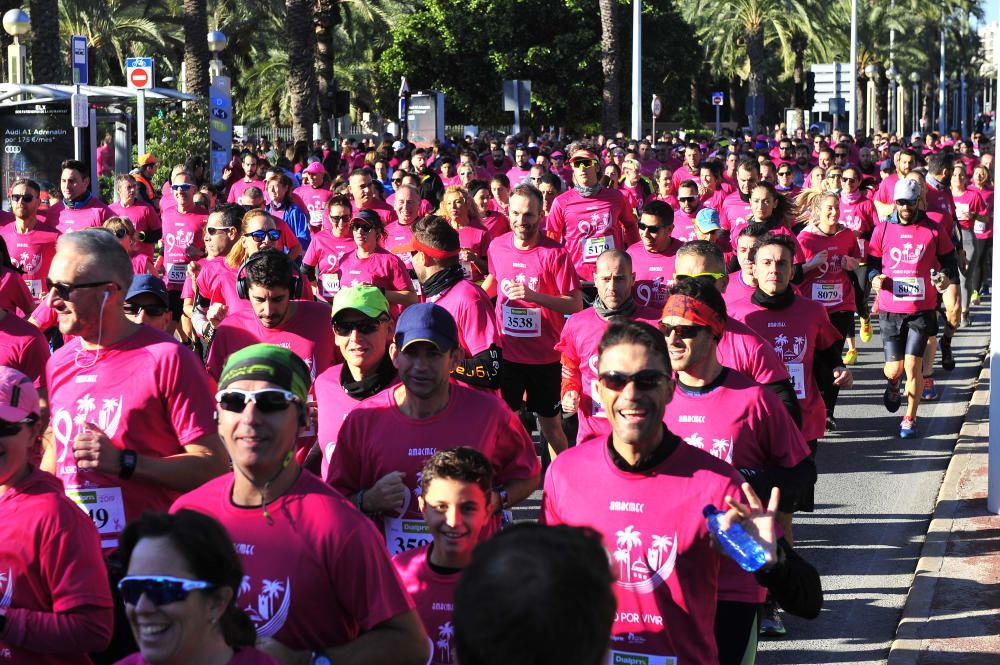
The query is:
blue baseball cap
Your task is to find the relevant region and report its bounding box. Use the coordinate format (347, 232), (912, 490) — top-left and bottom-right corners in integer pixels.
(126, 274), (169, 307)
(694, 208), (722, 233)
(394, 303), (459, 352)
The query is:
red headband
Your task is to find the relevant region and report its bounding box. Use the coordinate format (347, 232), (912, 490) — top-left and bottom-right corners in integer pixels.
(412, 238), (460, 260)
(661, 294), (725, 338)
(570, 150), (600, 163)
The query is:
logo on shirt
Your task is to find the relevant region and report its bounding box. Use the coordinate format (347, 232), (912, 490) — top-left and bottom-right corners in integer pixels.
(635, 277), (668, 307)
(677, 415), (706, 423)
(53, 394), (126, 469)
(14, 250), (41, 274)
(773, 333), (807, 363)
(683, 432), (734, 464)
(164, 229), (196, 257)
(0, 567), (13, 612)
(887, 242), (925, 269)
(609, 500), (645, 513)
(576, 211), (613, 237)
(611, 526), (678, 593)
(239, 575), (292, 638)
(432, 621), (455, 664)
(500, 274), (539, 296)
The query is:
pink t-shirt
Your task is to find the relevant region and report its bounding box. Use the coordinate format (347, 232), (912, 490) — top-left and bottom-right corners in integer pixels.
(108, 201), (161, 258)
(383, 222), (416, 271)
(719, 191), (753, 237)
(293, 185), (334, 228)
(352, 199), (398, 226)
(0, 310), (49, 388)
(487, 233), (580, 364)
(160, 207), (209, 290)
(728, 296), (843, 441)
(428, 278), (501, 357)
(0, 468), (113, 665)
(547, 188), (636, 281)
(0, 222), (60, 304)
(131, 253), (154, 276)
(46, 197), (111, 234)
(874, 173), (900, 205)
(0, 267), (35, 318)
(453, 223), (491, 281)
(717, 317), (792, 386)
(479, 210), (510, 242)
(506, 165), (533, 186)
(542, 439), (744, 665)
(838, 192), (877, 259)
(671, 208), (700, 243)
(700, 188), (727, 212)
(969, 185), (994, 239)
(925, 185), (957, 241)
(171, 471), (415, 651)
(392, 545), (460, 665)
(227, 178), (267, 204)
(302, 233), (358, 301)
(116, 648), (280, 665)
(723, 271), (755, 310)
(46, 325), (217, 549)
(868, 217), (955, 314)
(206, 300), (334, 381)
(672, 164), (700, 190)
(952, 188), (989, 233)
(333, 248), (411, 316)
(627, 240), (681, 317)
(797, 226), (861, 313)
(329, 384), (540, 555)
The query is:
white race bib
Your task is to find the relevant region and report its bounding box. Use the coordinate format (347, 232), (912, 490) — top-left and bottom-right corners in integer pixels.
(66, 486), (127, 548)
(608, 649), (676, 665)
(974, 220), (987, 235)
(590, 379), (607, 418)
(955, 203), (970, 221)
(309, 209), (324, 224)
(460, 260), (474, 280)
(502, 304), (542, 337)
(25, 278), (43, 300)
(583, 235), (614, 262)
(166, 262), (187, 285)
(785, 362), (807, 400)
(811, 282), (844, 306)
(321, 272), (341, 298)
(892, 277), (925, 301)
(384, 517), (432, 556)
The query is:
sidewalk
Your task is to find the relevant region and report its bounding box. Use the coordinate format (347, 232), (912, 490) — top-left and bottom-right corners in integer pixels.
(888, 357), (1000, 664)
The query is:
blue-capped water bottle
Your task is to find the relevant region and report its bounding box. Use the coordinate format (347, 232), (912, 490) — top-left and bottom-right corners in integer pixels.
(703, 504), (768, 572)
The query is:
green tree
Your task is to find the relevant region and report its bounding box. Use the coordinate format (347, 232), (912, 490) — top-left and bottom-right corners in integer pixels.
(30, 0), (63, 84)
(286, 0), (318, 141)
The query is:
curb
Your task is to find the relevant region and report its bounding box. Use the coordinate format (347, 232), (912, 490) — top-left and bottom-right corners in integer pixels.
(886, 353), (991, 665)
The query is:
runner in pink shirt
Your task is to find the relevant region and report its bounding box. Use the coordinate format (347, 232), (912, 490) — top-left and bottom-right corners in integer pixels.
(672, 181), (702, 242)
(1, 178), (60, 304)
(437, 187), (491, 281)
(331, 209), (415, 316)
(172, 345), (429, 662)
(392, 448), (493, 665)
(698, 160), (729, 212)
(652, 166), (680, 210)
(384, 185), (422, 273)
(46, 159), (111, 233)
(620, 158), (653, 214)
(293, 162), (334, 229)
(470, 180), (510, 242)
(719, 159), (758, 243)
(41, 230), (226, 551)
(484, 185), (582, 457)
(671, 143), (703, 190)
(349, 169), (398, 226)
(0, 306), (48, 391)
(0, 367), (114, 664)
(226, 152), (266, 204)
(301, 195), (357, 302)
(104, 216), (155, 278)
(546, 141), (638, 282)
(329, 304), (540, 555)
(0, 255), (35, 318)
(108, 175), (161, 259)
(950, 163), (989, 321)
(626, 200), (682, 316)
(873, 148), (917, 216)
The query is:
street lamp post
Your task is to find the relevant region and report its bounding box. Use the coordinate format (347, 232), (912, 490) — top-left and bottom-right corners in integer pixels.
(910, 72), (920, 136)
(207, 30), (232, 184)
(939, 15), (946, 135)
(886, 63), (898, 135)
(3, 9), (30, 102)
(865, 64), (878, 136)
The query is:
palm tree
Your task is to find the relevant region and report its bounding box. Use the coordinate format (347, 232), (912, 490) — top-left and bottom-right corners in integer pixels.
(599, 0), (621, 135)
(183, 0), (210, 97)
(29, 0), (62, 83)
(286, 0), (318, 141)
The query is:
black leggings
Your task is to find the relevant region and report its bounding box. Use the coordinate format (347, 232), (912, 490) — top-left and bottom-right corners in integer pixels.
(715, 600), (759, 665)
(821, 311), (854, 416)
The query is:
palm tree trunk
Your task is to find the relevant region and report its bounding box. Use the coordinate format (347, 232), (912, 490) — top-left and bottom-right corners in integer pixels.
(287, 0), (319, 142)
(314, 0), (338, 140)
(872, 75), (883, 136)
(728, 77), (739, 123)
(745, 25), (766, 134)
(599, 0), (621, 136)
(182, 0), (210, 97)
(28, 0), (61, 83)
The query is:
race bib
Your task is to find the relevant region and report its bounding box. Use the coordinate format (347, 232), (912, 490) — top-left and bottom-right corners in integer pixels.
(955, 203), (970, 221)
(166, 262), (187, 285)
(321, 272), (341, 298)
(460, 260), (474, 281)
(24, 278), (43, 300)
(502, 304), (542, 337)
(583, 235), (614, 263)
(975, 220), (987, 235)
(384, 516), (432, 556)
(811, 282), (844, 306)
(892, 277), (925, 301)
(857, 238), (867, 259)
(309, 209), (324, 224)
(608, 650), (677, 665)
(590, 379), (607, 418)
(66, 486), (127, 548)
(785, 362), (807, 400)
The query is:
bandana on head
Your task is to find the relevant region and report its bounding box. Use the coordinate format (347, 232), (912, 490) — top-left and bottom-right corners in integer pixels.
(413, 238), (460, 259)
(218, 344), (311, 403)
(661, 294), (725, 338)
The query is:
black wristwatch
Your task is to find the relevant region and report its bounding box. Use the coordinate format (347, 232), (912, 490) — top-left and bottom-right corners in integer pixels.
(493, 485), (509, 514)
(0, 612), (8, 635)
(119, 449), (138, 480)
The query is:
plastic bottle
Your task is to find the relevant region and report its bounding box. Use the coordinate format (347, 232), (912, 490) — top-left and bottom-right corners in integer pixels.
(703, 504), (769, 572)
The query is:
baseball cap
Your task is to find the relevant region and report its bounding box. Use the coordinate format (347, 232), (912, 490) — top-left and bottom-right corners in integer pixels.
(394, 303), (458, 352)
(303, 162), (327, 175)
(126, 274), (170, 307)
(351, 208), (382, 228)
(694, 208), (722, 233)
(392, 140), (407, 151)
(330, 285), (390, 321)
(893, 178), (921, 203)
(0, 367), (40, 422)
(218, 343), (311, 403)
(138, 153), (159, 167)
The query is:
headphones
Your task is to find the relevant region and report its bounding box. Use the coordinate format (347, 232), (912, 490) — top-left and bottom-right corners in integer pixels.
(236, 251), (304, 300)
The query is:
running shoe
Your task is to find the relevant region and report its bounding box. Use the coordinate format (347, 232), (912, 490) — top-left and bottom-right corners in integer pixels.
(826, 415), (838, 431)
(759, 600), (787, 637)
(962, 311), (972, 327)
(940, 339), (955, 371)
(900, 416), (917, 439)
(842, 348), (858, 365)
(921, 377), (938, 401)
(971, 290), (980, 306)
(860, 317), (873, 343)
(883, 380), (902, 413)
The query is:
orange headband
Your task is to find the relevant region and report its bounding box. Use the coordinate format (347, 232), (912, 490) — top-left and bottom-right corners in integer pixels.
(661, 294), (725, 338)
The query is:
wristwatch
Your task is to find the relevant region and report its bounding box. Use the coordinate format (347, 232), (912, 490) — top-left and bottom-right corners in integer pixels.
(119, 449), (138, 480)
(493, 485), (509, 514)
(311, 652), (332, 665)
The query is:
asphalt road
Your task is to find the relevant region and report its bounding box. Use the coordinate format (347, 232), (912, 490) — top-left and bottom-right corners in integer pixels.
(512, 303), (991, 665)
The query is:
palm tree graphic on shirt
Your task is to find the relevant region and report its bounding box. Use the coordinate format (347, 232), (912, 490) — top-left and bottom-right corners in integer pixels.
(684, 432), (705, 449)
(648, 534), (673, 570)
(615, 526), (642, 582)
(435, 621), (454, 663)
(259, 579), (285, 619)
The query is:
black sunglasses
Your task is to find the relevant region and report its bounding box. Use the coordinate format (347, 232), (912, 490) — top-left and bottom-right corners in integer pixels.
(637, 221), (664, 234)
(333, 317), (386, 336)
(45, 278), (111, 300)
(118, 576), (214, 606)
(678, 196), (699, 203)
(124, 303), (169, 317)
(661, 323), (709, 339)
(216, 388), (301, 413)
(0, 418), (30, 437)
(598, 370), (669, 392)
(205, 226), (232, 236)
(244, 229), (281, 243)
(895, 199), (916, 207)
(10, 193), (35, 203)
(351, 223), (375, 234)
(112, 228), (134, 239)
(777, 170), (792, 176)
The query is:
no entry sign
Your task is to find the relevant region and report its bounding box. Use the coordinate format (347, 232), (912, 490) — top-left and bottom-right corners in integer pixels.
(126, 57), (154, 90)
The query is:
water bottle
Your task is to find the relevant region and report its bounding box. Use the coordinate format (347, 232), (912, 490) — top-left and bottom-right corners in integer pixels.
(703, 505), (769, 572)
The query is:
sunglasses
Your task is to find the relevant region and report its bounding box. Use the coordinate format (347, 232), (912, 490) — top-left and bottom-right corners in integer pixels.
(216, 388), (301, 413)
(351, 223), (375, 234)
(777, 171), (792, 176)
(118, 576), (214, 606)
(45, 278), (111, 300)
(112, 228), (134, 239)
(661, 323), (709, 339)
(124, 303), (169, 317)
(673, 272), (724, 282)
(842, 177), (858, 183)
(391, 178), (404, 185)
(895, 199), (916, 207)
(330, 214), (351, 223)
(333, 317), (386, 336)
(171, 183), (194, 192)
(598, 370), (669, 392)
(0, 418), (30, 437)
(571, 159), (596, 169)
(459, 171), (474, 177)
(10, 193), (35, 203)
(637, 222), (664, 234)
(244, 229), (281, 243)
(827, 173), (843, 179)
(205, 225), (232, 236)
(678, 196), (699, 203)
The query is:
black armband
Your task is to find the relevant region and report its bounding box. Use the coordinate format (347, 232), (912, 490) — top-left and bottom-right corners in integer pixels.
(452, 344), (502, 389)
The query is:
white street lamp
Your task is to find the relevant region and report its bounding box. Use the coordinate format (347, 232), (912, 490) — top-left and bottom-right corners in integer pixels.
(2, 8), (30, 86)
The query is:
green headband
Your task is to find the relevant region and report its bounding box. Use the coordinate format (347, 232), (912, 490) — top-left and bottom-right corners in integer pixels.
(218, 344), (311, 402)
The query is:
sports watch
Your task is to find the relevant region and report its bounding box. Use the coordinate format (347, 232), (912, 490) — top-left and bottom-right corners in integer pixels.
(119, 449), (138, 480)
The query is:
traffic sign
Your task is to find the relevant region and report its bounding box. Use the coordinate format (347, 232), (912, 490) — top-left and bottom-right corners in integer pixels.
(71, 35), (88, 85)
(126, 57), (154, 90)
(712, 91), (725, 107)
(651, 95), (662, 119)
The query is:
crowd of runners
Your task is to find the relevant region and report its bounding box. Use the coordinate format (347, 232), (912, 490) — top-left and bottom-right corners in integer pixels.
(0, 122), (991, 665)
